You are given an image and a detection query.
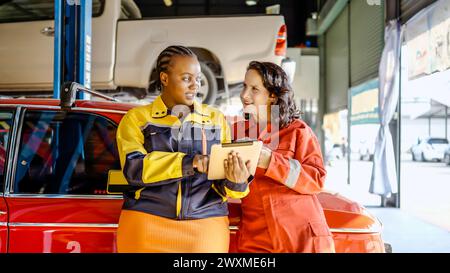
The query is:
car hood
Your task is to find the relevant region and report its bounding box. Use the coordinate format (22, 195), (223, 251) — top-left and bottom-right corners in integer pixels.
(228, 191), (382, 234)
(318, 191), (382, 233)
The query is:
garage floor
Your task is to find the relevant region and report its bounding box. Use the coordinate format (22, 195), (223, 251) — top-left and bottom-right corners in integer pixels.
(325, 159), (450, 253)
(367, 208), (450, 253)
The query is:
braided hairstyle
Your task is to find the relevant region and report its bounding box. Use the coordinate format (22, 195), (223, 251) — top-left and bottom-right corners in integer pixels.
(155, 45), (197, 91)
(247, 61), (301, 128)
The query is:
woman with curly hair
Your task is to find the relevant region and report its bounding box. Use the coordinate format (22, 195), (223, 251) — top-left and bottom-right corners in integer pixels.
(234, 61), (335, 253)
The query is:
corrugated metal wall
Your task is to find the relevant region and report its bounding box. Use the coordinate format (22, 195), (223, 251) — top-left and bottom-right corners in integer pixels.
(349, 0), (384, 87)
(325, 6), (349, 113)
(324, 0), (385, 114)
(400, 0), (437, 23)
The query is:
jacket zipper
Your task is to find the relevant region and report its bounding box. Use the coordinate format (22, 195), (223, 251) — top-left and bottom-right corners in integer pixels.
(176, 182), (182, 218)
(182, 177), (191, 219)
(182, 124), (199, 219)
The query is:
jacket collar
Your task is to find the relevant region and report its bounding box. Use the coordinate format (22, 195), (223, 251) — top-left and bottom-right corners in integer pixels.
(192, 100), (211, 117)
(151, 96), (169, 118)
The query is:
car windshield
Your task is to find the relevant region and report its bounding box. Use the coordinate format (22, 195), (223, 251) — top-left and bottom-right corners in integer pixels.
(428, 138), (449, 144)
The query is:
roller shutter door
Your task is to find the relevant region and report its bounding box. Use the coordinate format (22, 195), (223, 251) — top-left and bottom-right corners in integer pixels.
(349, 0), (384, 87)
(400, 0), (437, 23)
(325, 6), (349, 113)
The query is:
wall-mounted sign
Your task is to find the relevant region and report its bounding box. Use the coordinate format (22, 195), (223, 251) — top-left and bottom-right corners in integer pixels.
(350, 78), (380, 125)
(406, 0), (450, 80)
(430, 1), (450, 72)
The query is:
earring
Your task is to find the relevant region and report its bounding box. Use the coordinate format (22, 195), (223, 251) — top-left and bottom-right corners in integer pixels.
(270, 94), (276, 104)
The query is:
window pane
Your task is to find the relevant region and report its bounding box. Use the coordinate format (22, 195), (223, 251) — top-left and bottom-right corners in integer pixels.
(14, 111), (120, 195)
(0, 0), (104, 23)
(0, 111), (14, 192)
(429, 138), (449, 144)
(401, 38), (450, 231)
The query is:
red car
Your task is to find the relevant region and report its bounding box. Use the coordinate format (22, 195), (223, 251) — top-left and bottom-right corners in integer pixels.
(0, 98), (388, 253)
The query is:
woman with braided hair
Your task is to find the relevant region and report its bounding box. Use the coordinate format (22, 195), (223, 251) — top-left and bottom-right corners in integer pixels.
(116, 45), (252, 252)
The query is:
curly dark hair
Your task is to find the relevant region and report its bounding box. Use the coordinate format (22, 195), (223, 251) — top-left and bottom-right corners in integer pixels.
(247, 61), (301, 128)
(155, 45), (197, 91)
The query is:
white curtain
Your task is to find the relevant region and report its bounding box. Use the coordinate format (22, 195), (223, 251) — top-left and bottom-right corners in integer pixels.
(369, 20), (403, 197)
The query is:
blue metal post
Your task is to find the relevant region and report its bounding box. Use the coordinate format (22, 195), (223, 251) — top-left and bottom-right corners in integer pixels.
(65, 1), (76, 84)
(53, 0), (64, 99)
(77, 0), (92, 99)
(53, 0), (92, 100)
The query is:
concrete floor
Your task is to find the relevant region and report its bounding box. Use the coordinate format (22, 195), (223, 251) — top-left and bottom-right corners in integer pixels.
(325, 158), (450, 253)
(400, 160), (450, 231)
(368, 208), (450, 253)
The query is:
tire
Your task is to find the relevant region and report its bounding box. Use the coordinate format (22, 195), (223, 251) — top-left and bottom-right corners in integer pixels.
(445, 154), (450, 166)
(197, 62), (218, 105)
(412, 153), (416, 161)
(361, 152), (370, 161)
(421, 152), (426, 162)
(384, 243), (393, 253)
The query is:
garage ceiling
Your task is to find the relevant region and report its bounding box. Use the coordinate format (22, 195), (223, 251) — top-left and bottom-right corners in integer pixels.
(133, 0), (318, 47)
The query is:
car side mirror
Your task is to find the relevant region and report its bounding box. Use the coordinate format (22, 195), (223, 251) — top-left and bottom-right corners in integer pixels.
(60, 82), (79, 110)
(60, 81), (121, 110)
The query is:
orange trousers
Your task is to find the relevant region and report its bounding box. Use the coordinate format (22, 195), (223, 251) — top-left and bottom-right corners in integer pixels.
(117, 210), (230, 253)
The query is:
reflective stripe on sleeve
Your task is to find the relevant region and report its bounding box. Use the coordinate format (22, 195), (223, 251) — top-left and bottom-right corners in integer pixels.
(285, 159), (301, 189)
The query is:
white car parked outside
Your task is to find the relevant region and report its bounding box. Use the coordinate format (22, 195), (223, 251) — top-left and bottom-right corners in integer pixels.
(410, 137), (449, 162)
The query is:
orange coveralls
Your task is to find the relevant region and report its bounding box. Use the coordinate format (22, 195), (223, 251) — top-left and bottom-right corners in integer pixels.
(233, 119), (335, 253)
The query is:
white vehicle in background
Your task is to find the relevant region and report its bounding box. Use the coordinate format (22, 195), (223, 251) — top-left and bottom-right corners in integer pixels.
(0, 0), (292, 105)
(324, 138), (344, 166)
(444, 146), (450, 166)
(410, 137), (449, 162)
(351, 124), (379, 161)
(359, 139), (375, 161)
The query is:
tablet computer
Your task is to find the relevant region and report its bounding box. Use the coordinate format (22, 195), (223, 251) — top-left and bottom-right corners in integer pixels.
(208, 141), (263, 180)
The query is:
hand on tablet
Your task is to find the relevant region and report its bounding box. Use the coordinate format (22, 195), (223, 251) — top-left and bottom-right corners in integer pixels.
(193, 154), (209, 174)
(224, 152), (251, 183)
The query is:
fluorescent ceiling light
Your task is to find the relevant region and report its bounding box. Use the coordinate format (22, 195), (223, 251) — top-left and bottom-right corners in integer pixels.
(246, 0), (258, 6)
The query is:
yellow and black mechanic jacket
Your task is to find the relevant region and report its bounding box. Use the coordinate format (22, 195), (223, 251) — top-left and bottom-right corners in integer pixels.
(116, 96), (250, 220)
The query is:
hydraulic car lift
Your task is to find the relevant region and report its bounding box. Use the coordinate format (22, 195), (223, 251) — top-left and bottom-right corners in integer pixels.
(53, 0), (92, 100)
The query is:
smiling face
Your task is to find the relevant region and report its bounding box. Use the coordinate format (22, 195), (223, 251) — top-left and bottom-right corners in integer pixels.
(160, 55), (201, 109)
(240, 69), (276, 123)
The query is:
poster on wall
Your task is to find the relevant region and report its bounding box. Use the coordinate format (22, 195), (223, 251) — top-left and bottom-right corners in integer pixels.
(350, 79), (379, 125)
(446, 12), (450, 69)
(406, 0), (450, 80)
(407, 31), (432, 78)
(406, 12), (431, 79)
(429, 0), (450, 72)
